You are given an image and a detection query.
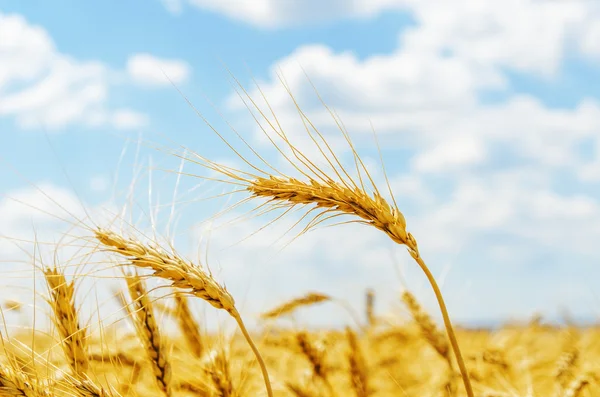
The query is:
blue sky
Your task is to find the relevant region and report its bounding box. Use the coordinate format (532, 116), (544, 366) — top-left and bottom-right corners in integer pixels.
(2, 0), (600, 331)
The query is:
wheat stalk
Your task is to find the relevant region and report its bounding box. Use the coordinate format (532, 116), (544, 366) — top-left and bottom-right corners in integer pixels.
(365, 289), (375, 328)
(94, 228), (273, 397)
(188, 134), (473, 396)
(246, 175), (472, 395)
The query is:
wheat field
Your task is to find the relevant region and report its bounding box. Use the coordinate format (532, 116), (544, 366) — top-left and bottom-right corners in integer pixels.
(1, 78), (597, 397)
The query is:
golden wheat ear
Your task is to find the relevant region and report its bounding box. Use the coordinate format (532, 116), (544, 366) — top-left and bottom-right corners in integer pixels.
(294, 330), (334, 396)
(401, 290), (451, 366)
(0, 361), (51, 397)
(124, 274), (172, 396)
(345, 327), (370, 397)
(180, 77), (474, 397)
(43, 267), (90, 377)
(173, 292), (204, 358)
(94, 228), (273, 397)
(260, 292), (331, 320)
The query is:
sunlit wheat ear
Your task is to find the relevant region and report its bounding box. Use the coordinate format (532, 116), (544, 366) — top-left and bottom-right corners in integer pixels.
(95, 229), (235, 313)
(295, 331), (334, 396)
(0, 361), (51, 397)
(125, 274), (171, 396)
(94, 228), (273, 397)
(174, 293), (204, 358)
(345, 327), (370, 397)
(260, 292), (331, 320)
(555, 329), (580, 393)
(43, 267), (89, 377)
(563, 374), (590, 397)
(401, 291), (450, 365)
(182, 80), (473, 397)
(61, 374), (120, 397)
(202, 348), (235, 397)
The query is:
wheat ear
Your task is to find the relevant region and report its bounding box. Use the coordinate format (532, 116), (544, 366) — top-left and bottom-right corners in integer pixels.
(401, 291), (451, 365)
(177, 77), (474, 395)
(243, 176), (473, 397)
(43, 267), (89, 377)
(125, 275), (172, 396)
(203, 348), (234, 397)
(174, 293), (204, 358)
(0, 361), (51, 397)
(261, 292), (331, 320)
(562, 375), (589, 397)
(94, 228), (273, 397)
(295, 331), (334, 396)
(346, 327), (370, 397)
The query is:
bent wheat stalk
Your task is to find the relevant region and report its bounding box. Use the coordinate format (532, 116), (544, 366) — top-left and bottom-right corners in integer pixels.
(94, 228), (273, 397)
(191, 171), (473, 396)
(177, 76), (473, 396)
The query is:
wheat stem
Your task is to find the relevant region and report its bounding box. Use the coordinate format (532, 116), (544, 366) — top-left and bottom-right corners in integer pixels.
(232, 312), (273, 397)
(408, 252), (473, 397)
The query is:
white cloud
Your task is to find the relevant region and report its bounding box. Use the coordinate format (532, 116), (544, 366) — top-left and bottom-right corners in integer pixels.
(412, 134), (487, 172)
(160, 0), (184, 15)
(126, 53), (191, 87)
(0, 12), (150, 131)
(0, 183), (84, 230)
(0, 12), (55, 87)
(110, 109), (149, 129)
(402, 0), (590, 77)
(227, 45), (600, 175)
(178, 0), (409, 28)
(90, 175), (110, 192)
(203, 0), (600, 324)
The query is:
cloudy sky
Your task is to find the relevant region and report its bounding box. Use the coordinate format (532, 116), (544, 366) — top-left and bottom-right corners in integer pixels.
(2, 0), (600, 331)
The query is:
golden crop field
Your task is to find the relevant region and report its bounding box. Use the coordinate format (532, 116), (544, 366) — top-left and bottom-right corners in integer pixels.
(0, 70), (597, 397)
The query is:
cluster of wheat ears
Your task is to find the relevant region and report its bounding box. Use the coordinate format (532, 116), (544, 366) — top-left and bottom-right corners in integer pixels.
(1, 77), (597, 397)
